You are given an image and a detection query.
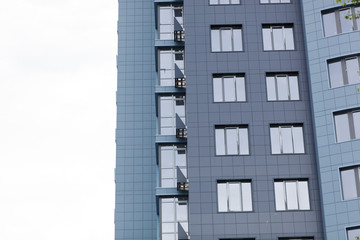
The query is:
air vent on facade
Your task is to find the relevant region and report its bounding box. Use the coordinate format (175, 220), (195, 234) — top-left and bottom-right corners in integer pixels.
(175, 77), (186, 88)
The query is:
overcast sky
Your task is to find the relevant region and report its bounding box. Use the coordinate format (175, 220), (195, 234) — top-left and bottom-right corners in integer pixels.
(0, 1), (117, 239)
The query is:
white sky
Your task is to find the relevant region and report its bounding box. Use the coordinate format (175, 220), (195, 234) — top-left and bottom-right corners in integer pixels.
(0, 1), (117, 239)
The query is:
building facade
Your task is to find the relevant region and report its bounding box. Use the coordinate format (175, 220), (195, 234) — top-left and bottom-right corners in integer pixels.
(115, 0), (360, 240)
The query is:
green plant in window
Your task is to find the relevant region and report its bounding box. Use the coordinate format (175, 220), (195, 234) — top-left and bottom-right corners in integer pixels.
(355, 235), (360, 240)
(336, 0), (360, 19)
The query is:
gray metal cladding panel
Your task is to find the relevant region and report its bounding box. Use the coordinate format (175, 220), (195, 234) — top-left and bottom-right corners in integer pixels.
(115, 0), (157, 240)
(184, 0), (324, 239)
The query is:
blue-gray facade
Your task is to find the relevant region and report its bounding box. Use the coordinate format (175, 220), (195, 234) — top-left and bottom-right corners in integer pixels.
(301, 0), (360, 240)
(115, 0), (359, 240)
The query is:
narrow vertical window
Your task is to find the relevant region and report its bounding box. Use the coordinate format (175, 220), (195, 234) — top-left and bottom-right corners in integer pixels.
(159, 95), (186, 135)
(159, 49), (185, 86)
(213, 74), (246, 102)
(211, 26), (243, 52)
(160, 198), (188, 240)
(217, 180), (253, 212)
(158, 4), (183, 40)
(274, 179), (310, 211)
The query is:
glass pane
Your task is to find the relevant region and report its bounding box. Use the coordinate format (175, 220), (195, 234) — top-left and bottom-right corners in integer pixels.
(162, 169), (174, 179)
(162, 223), (175, 233)
(328, 61), (344, 88)
(233, 29), (243, 51)
(353, 112), (360, 139)
(348, 227), (360, 240)
(242, 182), (252, 211)
(175, 146), (186, 167)
(231, 0), (240, 3)
(238, 128), (249, 155)
(161, 147), (174, 168)
(273, 27), (284, 50)
(281, 0), (291, 2)
(260, 0), (269, 3)
(284, 27), (295, 50)
(285, 181), (298, 210)
(346, 58), (360, 84)
(159, 7), (172, 24)
(224, 77), (236, 101)
(340, 9), (353, 33)
(281, 127), (294, 154)
(356, 7), (360, 30)
(341, 169), (358, 200)
(220, 0), (230, 3)
(289, 76), (300, 100)
(211, 29), (220, 52)
(213, 77), (223, 102)
(293, 126), (305, 153)
(217, 183), (228, 212)
(270, 127), (281, 154)
(160, 97), (173, 117)
(221, 29), (232, 51)
(176, 202), (187, 221)
(262, 28), (272, 50)
(323, 12), (337, 37)
(272, 0), (280, 2)
(229, 183), (241, 211)
(277, 76), (289, 100)
(215, 129), (226, 155)
(274, 182), (286, 210)
(160, 52), (173, 71)
(266, 76), (277, 100)
(226, 128), (238, 155)
(162, 200), (175, 221)
(335, 113), (351, 142)
(162, 179), (174, 188)
(235, 77), (246, 101)
(298, 181), (310, 210)
(209, 0), (218, 4)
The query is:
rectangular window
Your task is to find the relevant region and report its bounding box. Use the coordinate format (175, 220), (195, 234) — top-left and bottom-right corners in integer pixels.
(159, 95), (186, 135)
(213, 74), (246, 102)
(158, 4), (183, 40)
(260, 0), (291, 3)
(274, 179), (310, 211)
(334, 109), (360, 142)
(159, 145), (187, 188)
(217, 180), (253, 212)
(215, 125), (249, 155)
(210, 0), (240, 4)
(328, 55), (360, 88)
(266, 73), (300, 101)
(279, 238), (313, 240)
(211, 26), (243, 52)
(270, 124), (305, 154)
(262, 24), (295, 51)
(160, 197), (188, 240)
(347, 226), (360, 240)
(159, 49), (185, 86)
(340, 165), (360, 200)
(322, 6), (360, 37)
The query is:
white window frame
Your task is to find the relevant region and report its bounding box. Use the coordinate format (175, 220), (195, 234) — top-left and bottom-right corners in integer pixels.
(266, 73), (300, 101)
(209, 0), (240, 5)
(334, 109), (360, 142)
(262, 25), (295, 51)
(158, 49), (185, 86)
(215, 125), (249, 155)
(270, 124), (305, 154)
(158, 4), (184, 40)
(322, 6), (360, 37)
(213, 74), (246, 102)
(260, 0), (291, 3)
(340, 165), (360, 200)
(160, 197), (188, 240)
(159, 144), (187, 188)
(328, 56), (360, 88)
(347, 226), (360, 240)
(217, 180), (253, 212)
(211, 26), (243, 52)
(159, 95), (186, 135)
(274, 179), (310, 211)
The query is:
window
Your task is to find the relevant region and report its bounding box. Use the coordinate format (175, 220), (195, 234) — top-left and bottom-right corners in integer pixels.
(211, 26), (243, 52)
(159, 145), (187, 188)
(274, 179), (310, 211)
(347, 226), (360, 240)
(215, 125), (249, 155)
(262, 25), (295, 51)
(159, 95), (186, 135)
(217, 180), (252, 212)
(279, 238), (313, 240)
(158, 4), (183, 40)
(270, 124), (305, 154)
(261, 0), (291, 3)
(210, 0), (240, 4)
(159, 49), (185, 86)
(213, 74), (246, 102)
(334, 109), (360, 142)
(328, 55), (360, 88)
(266, 73), (300, 101)
(340, 165), (360, 200)
(160, 197), (188, 240)
(322, 6), (360, 37)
